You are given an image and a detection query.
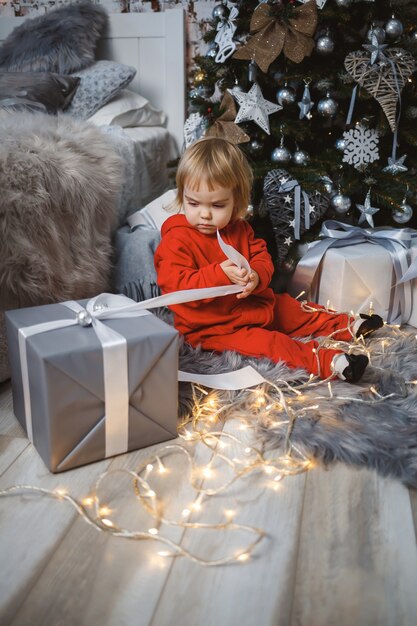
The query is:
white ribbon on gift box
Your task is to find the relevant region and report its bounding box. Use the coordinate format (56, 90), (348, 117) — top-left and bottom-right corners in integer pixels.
(18, 231), (266, 456)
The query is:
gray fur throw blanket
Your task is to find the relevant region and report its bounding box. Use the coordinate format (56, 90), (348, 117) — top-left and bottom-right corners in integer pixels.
(176, 323), (417, 489)
(0, 111), (123, 381)
(0, 112), (123, 310)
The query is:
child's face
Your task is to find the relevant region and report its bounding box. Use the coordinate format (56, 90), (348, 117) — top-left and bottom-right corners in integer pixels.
(183, 181), (235, 234)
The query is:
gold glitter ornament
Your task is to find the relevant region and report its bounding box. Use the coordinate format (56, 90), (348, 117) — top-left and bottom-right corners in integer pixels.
(205, 91), (250, 145)
(194, 70), (206, 84)
(233, 0), (318, 73)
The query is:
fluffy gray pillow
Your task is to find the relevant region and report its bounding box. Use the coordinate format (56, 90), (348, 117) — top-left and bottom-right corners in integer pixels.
(0, 2), (108, 74)
(66, 61), (136, 120)
(0, 71), (80, 114)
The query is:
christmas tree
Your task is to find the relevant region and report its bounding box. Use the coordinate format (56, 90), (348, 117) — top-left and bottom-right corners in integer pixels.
(186, 0), (417, 271)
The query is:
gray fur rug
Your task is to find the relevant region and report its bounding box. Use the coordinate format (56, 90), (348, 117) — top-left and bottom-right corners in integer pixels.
(176, 324), (417, 489)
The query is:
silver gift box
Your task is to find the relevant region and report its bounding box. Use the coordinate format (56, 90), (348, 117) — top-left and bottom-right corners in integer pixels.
(5, 301), (179, 473)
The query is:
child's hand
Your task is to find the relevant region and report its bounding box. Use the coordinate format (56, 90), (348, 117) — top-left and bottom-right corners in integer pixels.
(220, 260), (250, 286)
(236, 270), (259, 299)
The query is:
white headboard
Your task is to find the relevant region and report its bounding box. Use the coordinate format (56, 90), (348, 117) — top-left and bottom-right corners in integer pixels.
(0, 9), (186, 152)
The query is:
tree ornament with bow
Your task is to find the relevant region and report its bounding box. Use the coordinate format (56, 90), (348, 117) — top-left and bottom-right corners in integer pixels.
(214, 5), (239, 64)
(205, 91), (250, 145)
(233, 0), (318, 73)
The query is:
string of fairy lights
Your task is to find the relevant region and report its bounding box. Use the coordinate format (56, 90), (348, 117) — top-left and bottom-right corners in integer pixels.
(0, 300), (415, 566)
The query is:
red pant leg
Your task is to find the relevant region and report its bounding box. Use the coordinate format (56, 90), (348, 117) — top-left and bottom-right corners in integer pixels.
(198, 326), (341, 379)
(271, 293), (353, 342)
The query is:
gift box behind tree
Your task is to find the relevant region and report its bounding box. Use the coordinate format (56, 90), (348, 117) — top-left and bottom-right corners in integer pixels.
(5, 299), (179, 473)
(289, 221), (417, 326)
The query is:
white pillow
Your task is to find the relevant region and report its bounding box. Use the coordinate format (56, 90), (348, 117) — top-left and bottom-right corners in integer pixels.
(88, 88), (166, 128)
(128, 189), (183, 230)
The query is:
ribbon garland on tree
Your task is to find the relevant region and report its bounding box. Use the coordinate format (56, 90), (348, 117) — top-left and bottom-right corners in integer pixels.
(205, 91), (250, 145)
(233, 0), (318, 73)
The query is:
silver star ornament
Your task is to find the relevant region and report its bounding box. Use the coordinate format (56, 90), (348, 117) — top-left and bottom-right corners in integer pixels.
(298, 84), (314, 120)
(284, 236), (293, 246)
(229, 83), (282, 135)
(356, 190), (380, 227)
(363, 33), (388, 65)
(383, 154), (408, 174)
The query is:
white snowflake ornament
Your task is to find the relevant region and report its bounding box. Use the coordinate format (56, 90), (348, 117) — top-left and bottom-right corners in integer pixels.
(342, 124), (379, 169)
(228, 83), (282, 135)
(183, 113), (209, 148)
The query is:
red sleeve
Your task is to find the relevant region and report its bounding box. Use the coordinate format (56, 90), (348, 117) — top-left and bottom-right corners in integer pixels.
(154, 230), (230, 306)
(242, 222), (274, 292)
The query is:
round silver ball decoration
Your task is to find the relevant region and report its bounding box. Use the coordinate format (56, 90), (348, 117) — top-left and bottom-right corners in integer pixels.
(392, 203), (413, 224)
(246, 204), (254, 217)
(276, 87), (296, 106)
(385, 18), (404, 39)
(206, 42), (219, 59)
(317, 96), (339, 118)
(250, 139), (263, 154)
(197, 85), (212, 99)
(273, 71), (285, 83)
(271, 147), (292, 165)
(212, 3), (228, 20)
(330, 193), (351, 214)
(410, 30), (417, 43)
(316, 35), (335, 55)
(335, 138), (346, 151)
(292, 150), (310, 166)
(189, 88), (200, 100)
(366, 26), (386, 43)
(335, 0), (352, 7)
(76, 310), (93, 327)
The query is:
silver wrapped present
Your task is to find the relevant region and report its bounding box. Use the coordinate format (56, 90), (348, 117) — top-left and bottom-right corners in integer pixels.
(5, 295), (179, 473)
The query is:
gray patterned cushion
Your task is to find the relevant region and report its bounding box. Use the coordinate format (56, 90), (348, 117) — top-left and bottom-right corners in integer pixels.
(66, 61), (136, 120)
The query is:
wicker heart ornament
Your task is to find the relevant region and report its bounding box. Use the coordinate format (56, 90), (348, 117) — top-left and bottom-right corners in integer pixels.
(344, 48), (415, 132)
(263, 169), (329, 264)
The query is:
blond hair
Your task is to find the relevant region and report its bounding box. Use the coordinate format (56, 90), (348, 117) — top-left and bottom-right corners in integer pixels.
(175, 137), (253, 220)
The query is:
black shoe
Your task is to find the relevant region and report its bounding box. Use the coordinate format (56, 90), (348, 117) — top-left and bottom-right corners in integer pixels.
(355, 313), (384, 339)
(342, 354), (369, 383)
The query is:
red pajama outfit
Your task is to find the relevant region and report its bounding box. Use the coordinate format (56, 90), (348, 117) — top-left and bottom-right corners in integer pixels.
(154, 215), (353, 379)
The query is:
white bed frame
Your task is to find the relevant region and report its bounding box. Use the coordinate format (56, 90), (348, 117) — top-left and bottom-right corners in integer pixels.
(0, 9), (186, 152)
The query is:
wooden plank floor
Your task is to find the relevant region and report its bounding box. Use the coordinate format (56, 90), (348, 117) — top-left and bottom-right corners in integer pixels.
(1, 379), (417, 626)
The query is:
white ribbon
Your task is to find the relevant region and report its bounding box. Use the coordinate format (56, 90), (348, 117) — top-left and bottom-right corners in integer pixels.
(18, 286), (266, 457)
(217, 230), (252, 273)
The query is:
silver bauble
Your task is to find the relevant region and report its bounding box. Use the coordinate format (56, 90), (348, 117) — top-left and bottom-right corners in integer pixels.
(330, 193), (351, 214)
(276, 86), (296, 106)
(411, 30), (417, 43)
(189, 88), (200, 99)
(212, 4), (228, 20)
(335, 138), (346, 151)
(316, 35), (335, 55)
(385, 18), (404, 39)
(273, 71), (285, 83)
(366, 26), (386, 43)
(335, 0), (352, 6)
(392, 203), (413, 224)
(206, 42), (219, 59)
(317, 96), (339, 117)
(271, 147), (291, 165)
(292, 150), (310, 166)
(249, 139), (263, 154)
(197, 84), (212, 99)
